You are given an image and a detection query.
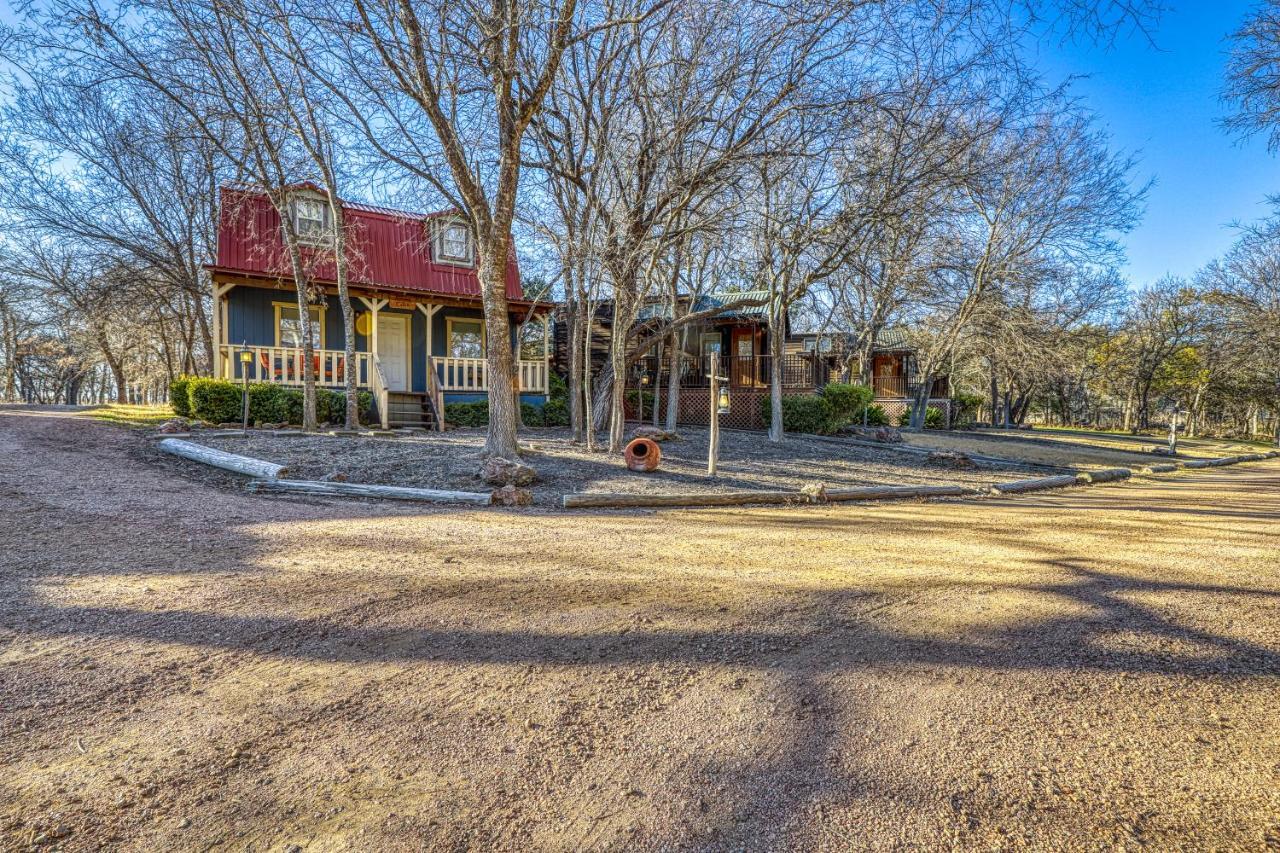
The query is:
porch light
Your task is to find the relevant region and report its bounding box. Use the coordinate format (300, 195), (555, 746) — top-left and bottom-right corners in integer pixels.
(238, 347), (253, 365)
(717, 386), (731, 414)
(640, 372), (650, 386)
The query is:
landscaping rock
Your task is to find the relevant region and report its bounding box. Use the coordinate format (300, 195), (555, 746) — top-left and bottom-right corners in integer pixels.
(870, 427), (904, 444)
(480, 457), (539, 486)
(158, 418), (189, 434)
(217, 422), (243, 430)
(631, 426), (678, 442)
(320, 471), (349, 483)
(799, 481), (828, 503)
(1150, 446), (1176, 456)
(926, 450), (976, 469)
(491, 485), (534, 506)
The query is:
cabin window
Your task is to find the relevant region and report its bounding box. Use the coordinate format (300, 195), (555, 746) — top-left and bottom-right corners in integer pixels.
(700, 332), (722, 359)
(290, 197), (329, 242)
(447, 317), (484, 358)
(434, 220), (473, 265)
(275, 303), (325, 349)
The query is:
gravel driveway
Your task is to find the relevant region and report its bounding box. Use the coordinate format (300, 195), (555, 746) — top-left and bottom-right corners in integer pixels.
(1, 407), (1278, 850)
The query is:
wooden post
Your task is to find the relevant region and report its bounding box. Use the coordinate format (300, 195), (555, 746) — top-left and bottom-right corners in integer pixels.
(707, 360), (721, 476)
(211, 282), (235, 378)
(1169, 409), (1179, 456)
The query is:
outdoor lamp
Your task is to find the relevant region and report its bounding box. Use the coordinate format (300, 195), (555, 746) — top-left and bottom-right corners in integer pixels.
(717, 385), (731, 414)
(640, 372), (650, 386)
(238, 347), (253, 365)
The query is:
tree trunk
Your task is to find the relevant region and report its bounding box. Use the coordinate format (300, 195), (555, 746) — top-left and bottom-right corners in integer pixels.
(664, 332), (682, 433)
(476, 246), (519, 460)
(768, 305), (785, 442)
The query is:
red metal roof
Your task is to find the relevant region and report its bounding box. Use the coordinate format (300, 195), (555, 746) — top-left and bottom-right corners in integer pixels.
(214, 186), (523, 301)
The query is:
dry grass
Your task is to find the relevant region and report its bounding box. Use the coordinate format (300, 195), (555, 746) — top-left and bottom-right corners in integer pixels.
(82, 404), (174, 428)
(2, 410), (1280, 849)
(899, 426), (1274, 469)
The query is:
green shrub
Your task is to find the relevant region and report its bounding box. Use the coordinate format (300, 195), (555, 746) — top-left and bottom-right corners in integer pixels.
(445, 400), (489, 427)
(542, 398), (569, 427)
(898, 405), (945, 429)
(187, 378), (243, 424)
(951, 391), (983, 427)
(820, 383), (873, 423)
(861, 404), (889, 426)
(625, 389), (655, 414)
(521, 401), (545, 427)
(548, 371), (568, 402)
(169, 375), (193, 417)
(761, 394), (836, 435)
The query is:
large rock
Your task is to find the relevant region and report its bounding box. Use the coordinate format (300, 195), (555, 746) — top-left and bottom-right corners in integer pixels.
(870, 427), (904, 444)
(926, 450), (975, 469)
(631, 426), (678, 442)
(158, 418), (189, 434)
(491, 485), (534, 506)
(480, 457), (539, 486)
(799, 481), (828, 503)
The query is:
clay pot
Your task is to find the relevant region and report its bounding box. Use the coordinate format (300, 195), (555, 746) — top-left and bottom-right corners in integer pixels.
(623, 437), (662, 472)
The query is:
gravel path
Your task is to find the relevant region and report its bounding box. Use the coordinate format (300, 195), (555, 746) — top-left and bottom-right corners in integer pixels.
(201, 426), (1034, 505)
(1, 407), (1278, 850)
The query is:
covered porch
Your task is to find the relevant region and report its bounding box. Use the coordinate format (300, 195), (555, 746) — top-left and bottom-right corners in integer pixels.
(211, 280), (550, 428)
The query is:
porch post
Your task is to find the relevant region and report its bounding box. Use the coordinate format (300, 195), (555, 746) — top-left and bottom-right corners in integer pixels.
(211, 282), (235, 379)
(358, 296), (388, 357)
(542, 313), (550, 394)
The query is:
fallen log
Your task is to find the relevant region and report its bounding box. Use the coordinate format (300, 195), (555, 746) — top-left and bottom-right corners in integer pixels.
(248, 478), (491, 504)
(1139, 463), (1179, 474)
(562, 490), (801, 509)
(990, 474), (1078, 494)
(1180, 459), (1215, 469)
(159, 438), (287, 479)
(1075, 468), (1131, 484)
(824, 485), (975, 502)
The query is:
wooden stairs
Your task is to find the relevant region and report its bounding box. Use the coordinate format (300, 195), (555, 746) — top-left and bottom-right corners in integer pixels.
(384, 391), (440, 430)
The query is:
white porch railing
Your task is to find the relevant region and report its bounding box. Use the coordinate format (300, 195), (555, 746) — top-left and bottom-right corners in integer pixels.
(219, 345), (371, 388)
(436, 357), (548, 393)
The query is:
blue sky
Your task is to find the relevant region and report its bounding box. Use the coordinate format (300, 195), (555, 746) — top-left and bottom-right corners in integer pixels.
(1031, 2), (1276, 285)
(1, 1), (1272, 286)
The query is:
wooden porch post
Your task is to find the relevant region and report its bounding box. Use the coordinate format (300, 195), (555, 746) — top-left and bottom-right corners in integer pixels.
(542, 313), (550, 394)
(211, 282), (235, 379)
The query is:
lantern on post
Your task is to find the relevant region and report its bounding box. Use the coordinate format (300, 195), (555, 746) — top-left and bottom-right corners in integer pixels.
(639, 370), (650, 422)
(238, 343), (253, 431)
(716, 385), (731, 414)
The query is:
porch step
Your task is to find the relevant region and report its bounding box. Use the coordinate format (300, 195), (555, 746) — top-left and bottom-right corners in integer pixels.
(384, 391), (439, 430)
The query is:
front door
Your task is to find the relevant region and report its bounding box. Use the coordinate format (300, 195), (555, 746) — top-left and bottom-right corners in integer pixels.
(377, 313), (410, 392)
(731, 327), (755, 386)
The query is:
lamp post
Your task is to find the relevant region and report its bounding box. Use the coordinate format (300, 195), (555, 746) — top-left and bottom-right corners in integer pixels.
(707, 361), (730, 476)
(239, 343), (253, 432)
(639, 371), (650, 423)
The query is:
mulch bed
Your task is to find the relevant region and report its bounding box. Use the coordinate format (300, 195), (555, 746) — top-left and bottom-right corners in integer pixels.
(200, 426), (1037, 507)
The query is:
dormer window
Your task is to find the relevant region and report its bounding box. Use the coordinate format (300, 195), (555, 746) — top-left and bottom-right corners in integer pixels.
(434, 219), (473, 266)
(290, 196), (330, 243)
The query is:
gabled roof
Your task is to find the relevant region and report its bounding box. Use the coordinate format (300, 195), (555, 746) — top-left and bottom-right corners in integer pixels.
(692, 290), (771, 319)
(212, 185), (524, 302)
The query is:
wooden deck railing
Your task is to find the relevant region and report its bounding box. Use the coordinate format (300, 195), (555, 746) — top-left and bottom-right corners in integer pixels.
(436, 356), (549, 393)
(219, 345), (371, 388)
(632, 354), (828, 389)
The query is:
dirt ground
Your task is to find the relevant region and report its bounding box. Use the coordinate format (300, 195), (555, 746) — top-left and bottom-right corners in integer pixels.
(900, 426), (1270, 469)
(200, 427), (1034, 504)
(2, 407), (1279, 851)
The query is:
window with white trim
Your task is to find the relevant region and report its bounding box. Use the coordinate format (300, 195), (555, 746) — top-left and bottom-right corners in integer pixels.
(276, 304), (324, 349)
(290, 197), (329, 242)
(434, 219), (474, 265)
(447, 318), (484, 358)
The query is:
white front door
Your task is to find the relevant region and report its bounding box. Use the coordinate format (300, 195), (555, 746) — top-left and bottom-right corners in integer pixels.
(377, 313), (410, 392)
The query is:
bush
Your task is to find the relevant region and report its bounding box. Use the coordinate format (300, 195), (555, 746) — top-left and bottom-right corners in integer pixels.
(542, 398), (569, 427)
(521, 401), (545, 427)
(951, 391), (984, 428)
(187, 378), (243, 424)
(169, 375), (193, 417)
(445, 400), (489, 427)
(898, 405), (945, 429)
(861, 404), (889, 426)
(820, 383), (873, 423)
(761, 394), (836, 435)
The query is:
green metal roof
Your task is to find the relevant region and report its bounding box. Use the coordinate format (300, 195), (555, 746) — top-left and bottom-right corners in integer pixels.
(693, 290), (771, 319)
